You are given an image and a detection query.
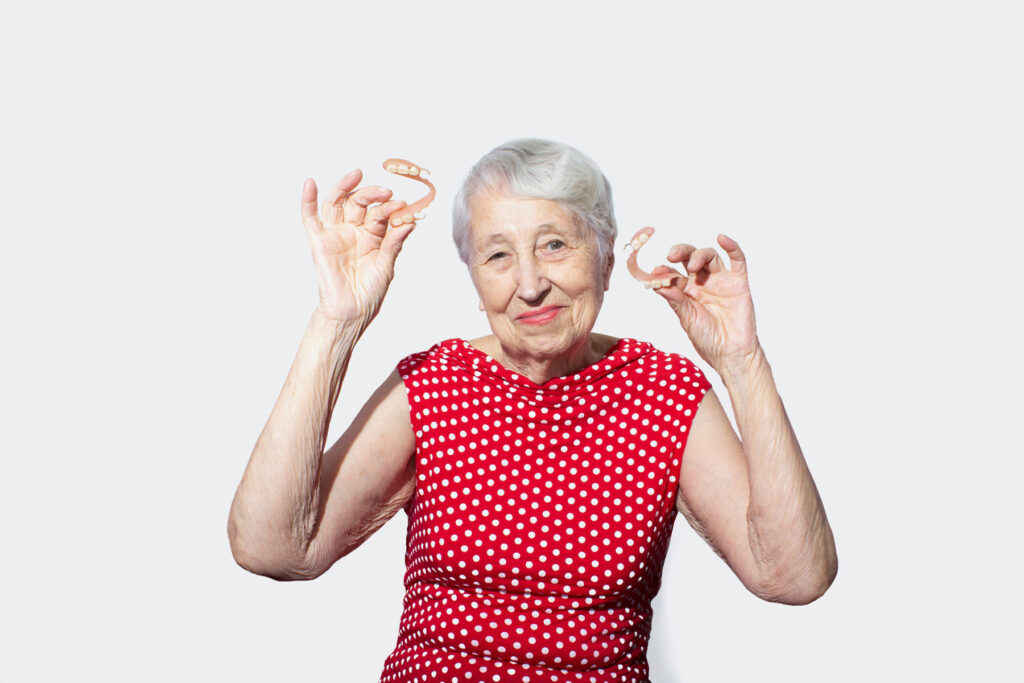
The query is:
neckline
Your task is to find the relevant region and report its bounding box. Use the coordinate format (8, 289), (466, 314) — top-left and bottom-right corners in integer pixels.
(438, 336), (653, 393)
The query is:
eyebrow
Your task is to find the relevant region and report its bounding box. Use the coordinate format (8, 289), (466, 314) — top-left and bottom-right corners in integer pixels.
(479, 223), (564, 246)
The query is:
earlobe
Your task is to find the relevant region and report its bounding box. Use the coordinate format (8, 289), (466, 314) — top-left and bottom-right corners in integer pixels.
(478, 298), (486, 311)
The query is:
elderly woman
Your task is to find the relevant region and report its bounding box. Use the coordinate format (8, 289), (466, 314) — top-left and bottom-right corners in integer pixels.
(228, 139), (837, 682)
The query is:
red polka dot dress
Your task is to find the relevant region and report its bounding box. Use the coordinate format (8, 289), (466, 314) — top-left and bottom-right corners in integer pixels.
(379, 337), (711, 683)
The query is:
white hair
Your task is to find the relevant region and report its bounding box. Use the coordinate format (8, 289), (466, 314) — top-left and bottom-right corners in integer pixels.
(451, 138), (617, 268)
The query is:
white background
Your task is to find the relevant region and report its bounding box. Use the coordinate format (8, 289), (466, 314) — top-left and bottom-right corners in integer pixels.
(2, 1), (1021, 681)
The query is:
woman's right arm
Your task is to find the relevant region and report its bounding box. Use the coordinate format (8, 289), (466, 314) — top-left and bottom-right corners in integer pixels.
(227, 170), (419, 581)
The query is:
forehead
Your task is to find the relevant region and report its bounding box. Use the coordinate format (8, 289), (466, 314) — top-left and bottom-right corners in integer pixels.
(467, 188), (581, 245)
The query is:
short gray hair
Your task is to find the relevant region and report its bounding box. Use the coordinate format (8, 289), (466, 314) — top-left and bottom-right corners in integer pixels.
(452, 138), (617, 267)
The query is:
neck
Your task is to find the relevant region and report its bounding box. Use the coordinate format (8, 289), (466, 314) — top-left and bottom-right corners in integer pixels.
(497, 335), (606, 385)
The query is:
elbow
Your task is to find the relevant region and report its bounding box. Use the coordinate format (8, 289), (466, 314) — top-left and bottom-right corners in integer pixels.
(760, 573), (835, 605)
(227, 518), (322, 582)
(755, 554), (839, 606)
(231, 544), (323, 582)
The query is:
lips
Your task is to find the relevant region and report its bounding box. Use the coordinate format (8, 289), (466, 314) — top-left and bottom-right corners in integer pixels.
(517, 306), (563, 324)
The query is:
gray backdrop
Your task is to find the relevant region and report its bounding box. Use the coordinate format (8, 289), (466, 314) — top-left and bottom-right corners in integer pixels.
(3, 0), (1020, 680)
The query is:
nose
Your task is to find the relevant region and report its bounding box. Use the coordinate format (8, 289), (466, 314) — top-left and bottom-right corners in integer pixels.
(514, 254), (551, 303)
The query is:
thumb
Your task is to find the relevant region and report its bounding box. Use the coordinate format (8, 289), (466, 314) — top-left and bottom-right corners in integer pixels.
(657, 284), (698, 329)
(377, 221), (417, 269)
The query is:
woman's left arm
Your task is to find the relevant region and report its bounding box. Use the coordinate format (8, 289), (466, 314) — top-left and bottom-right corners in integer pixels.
(712, 343), (837, 604)
(644, 233), (838, 604)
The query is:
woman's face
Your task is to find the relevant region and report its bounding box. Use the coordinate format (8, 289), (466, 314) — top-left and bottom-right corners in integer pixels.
(467, 187), (612, 361)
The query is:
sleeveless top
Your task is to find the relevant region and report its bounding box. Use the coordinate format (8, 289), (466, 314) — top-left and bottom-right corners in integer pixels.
(378, 337), (711, 683)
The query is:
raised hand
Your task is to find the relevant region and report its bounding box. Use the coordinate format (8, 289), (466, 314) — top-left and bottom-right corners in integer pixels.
(301, 169), (415, 324)
(626, 228), (760, 376)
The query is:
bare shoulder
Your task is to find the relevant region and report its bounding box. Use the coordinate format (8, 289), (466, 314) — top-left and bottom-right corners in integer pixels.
(368, 366), (414, 416)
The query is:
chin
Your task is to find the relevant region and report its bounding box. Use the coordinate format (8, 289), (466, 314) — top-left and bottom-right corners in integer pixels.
(517, 326), (585, 357)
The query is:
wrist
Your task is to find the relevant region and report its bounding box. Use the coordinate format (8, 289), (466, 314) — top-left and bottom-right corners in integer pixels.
(310, 306), (373, 345)
(313, 304), (374, 333)
(718, 341), (768, 389)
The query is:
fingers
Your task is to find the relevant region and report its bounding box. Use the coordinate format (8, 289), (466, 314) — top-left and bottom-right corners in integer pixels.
(299, 170), (426, 244)
(632, 232), (748, 329)
(365, 200), (407, 237)
(367, 200), (407, 227)
(647, 264), (686, 290)
(341, 186), (393, 225)
(686, 247), (725, 275)
(377, 219), (417, 272)
(649, 264), (697, 321)
(663, 244), (720, 286)
(651, 264), (683, 279)
(666, 238), (746, 275)
(717, 233), (747, 275)
(624, 228), (707, 290)
(666, 243), (697, 264)
(321, 169), (363, 225)
(325, 169), (363, 205)
(301, 178), (322, 233)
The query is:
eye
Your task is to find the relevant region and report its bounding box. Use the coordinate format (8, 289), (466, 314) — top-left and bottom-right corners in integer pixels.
(487, 251), (508, 262)
(545, 240), (565, 250)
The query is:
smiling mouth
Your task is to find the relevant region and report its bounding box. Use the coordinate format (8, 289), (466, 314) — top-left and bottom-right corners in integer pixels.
(517, 306), (563, 324)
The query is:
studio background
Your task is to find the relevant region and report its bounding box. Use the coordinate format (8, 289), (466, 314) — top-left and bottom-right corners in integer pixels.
(2, 1), (1020, 680)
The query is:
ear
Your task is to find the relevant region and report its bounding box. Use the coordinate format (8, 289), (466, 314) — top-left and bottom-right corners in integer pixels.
(478, 298), (486, 311)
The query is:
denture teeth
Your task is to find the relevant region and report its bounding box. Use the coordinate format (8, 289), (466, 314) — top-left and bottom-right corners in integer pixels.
(637, 234), (650, 244)
(413, 212), (425, 220)
(407, 167), (419, 176)
(418, 169), (430, 177)
(397, 165), (410, 174)
(386, 164), (398, 172)
(403, 215), (414, 224)
(630, 239), (642, 250)
(391, 217), (403, 226)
